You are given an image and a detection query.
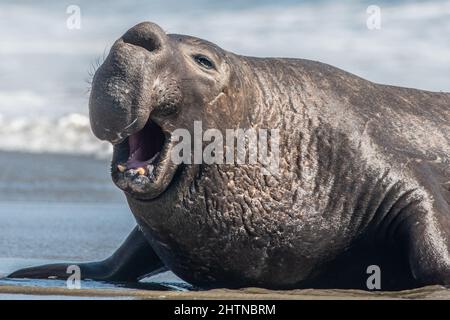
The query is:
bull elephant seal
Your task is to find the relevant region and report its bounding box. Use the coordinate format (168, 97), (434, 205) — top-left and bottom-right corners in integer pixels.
(10, 22), (450, 290)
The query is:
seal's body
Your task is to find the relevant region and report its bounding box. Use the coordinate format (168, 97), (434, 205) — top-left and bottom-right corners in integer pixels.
(10, 22), (450, 290)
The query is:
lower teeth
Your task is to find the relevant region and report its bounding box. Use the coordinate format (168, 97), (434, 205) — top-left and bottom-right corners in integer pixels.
(136, 167), (146, 175)
(117, 164), (156, 176)
(118, 152), (160, 176)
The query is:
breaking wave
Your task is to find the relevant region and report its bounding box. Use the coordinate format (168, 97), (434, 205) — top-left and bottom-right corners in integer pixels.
(0, 113), (112, 158)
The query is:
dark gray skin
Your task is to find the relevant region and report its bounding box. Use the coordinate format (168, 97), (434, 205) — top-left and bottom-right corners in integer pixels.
(9, 22), (450, 290)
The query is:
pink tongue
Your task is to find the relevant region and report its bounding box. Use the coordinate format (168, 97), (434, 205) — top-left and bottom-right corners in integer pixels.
(127, 133), (148, 169)
(126, 160), (148, 169)
(126, 147), (148, 169)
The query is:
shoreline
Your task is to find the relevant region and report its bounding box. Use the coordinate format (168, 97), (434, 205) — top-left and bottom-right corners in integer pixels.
(1, 284), (449, 300)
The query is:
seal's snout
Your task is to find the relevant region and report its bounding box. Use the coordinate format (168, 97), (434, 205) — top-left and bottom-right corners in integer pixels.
(121, 22), (166, 53)
(89, 21), (181, 200)
(89, 22), (171, 145)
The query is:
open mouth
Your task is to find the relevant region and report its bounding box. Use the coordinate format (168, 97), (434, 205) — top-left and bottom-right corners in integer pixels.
(111, 118), (178, 200)
(120, 120), (165, 176)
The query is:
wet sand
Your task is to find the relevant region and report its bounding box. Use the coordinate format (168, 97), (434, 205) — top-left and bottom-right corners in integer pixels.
(1, 282), (450, 300)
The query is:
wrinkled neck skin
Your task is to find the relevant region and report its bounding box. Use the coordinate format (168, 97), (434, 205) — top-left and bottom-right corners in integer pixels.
(127, 55), (444, 288)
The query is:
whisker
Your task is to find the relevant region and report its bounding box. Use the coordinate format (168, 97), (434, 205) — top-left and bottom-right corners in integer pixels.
(85, 51), (108, 95)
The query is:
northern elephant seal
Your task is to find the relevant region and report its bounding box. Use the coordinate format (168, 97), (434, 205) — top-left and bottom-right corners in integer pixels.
(10, 22), (450, 290)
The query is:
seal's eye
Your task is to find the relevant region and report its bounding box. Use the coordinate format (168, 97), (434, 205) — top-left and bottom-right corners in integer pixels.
(194, 55), (215, 70)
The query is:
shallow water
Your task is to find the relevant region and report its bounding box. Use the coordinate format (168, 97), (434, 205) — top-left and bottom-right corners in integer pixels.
(0, 151), (187, 299)
(0, 151), (119, 203)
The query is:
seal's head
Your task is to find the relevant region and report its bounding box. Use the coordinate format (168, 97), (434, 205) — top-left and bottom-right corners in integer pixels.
(89, 22), (244, 200)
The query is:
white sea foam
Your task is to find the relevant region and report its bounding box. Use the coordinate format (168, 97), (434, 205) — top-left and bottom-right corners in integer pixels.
(0, 113), (112, 158)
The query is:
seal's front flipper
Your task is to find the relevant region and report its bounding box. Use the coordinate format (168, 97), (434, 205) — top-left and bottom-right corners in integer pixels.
(403, 163), (450, 286)
(8, 226), (166, 282)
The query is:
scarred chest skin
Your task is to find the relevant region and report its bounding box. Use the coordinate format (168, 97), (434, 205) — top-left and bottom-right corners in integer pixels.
(128, 55), (450, 288)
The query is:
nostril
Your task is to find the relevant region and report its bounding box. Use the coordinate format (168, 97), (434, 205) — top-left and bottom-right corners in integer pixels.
(122, 30), (161, 52)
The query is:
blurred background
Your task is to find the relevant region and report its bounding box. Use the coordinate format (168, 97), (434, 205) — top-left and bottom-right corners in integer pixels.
(1, 0), (450, 156)
(0, 0), (449, 285)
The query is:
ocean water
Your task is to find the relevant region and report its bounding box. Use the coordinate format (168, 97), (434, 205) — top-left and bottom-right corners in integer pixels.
(0, 151), (131, 262)
(0, 0), (449, 156)
(0, 151), (186, 298)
